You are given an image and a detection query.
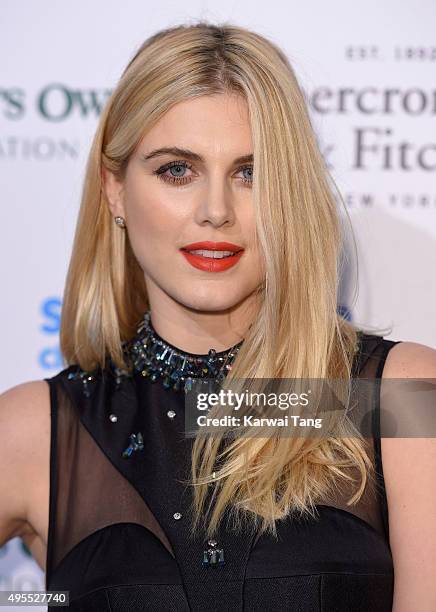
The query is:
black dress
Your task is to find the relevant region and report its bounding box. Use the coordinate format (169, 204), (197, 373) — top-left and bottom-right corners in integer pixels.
(44, 332), (401, 611)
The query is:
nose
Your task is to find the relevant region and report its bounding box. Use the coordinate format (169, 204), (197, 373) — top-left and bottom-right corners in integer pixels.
(194, 176), (236, 228)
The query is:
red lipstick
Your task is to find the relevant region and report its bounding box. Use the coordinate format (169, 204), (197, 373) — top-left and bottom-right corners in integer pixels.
(180, 241), (244, 272)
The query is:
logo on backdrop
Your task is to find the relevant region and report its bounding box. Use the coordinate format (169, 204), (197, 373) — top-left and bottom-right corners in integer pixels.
(1, 44), (434, 207)
(0, 84), (111, 121)
(338, 304), (352, 321)
(39, 297), (63, 370)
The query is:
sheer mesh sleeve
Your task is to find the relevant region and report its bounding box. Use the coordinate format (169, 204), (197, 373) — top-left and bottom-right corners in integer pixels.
(44, 371), (175, 590)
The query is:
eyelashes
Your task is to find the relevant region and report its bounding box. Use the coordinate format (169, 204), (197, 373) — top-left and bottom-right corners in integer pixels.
(153, 160), (253, 187)
(153, 161), (193, 185)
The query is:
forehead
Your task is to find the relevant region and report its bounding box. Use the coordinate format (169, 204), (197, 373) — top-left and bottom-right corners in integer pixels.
(138, 94), (252, 159)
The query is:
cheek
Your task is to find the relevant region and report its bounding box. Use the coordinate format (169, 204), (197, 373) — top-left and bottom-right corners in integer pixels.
(126, 186), (183, 245)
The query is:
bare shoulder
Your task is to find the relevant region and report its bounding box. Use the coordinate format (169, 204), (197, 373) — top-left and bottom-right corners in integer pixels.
(382, 339), (436, 377)
(0, 380), (51, 545)
(0, 379), (51, 446)
(380, 340), (436, 607)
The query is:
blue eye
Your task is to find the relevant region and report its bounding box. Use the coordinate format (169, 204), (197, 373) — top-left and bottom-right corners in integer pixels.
(153, 160), (253, 186)
(154, 161), (193, 185)
(241, 166), (253, 183)
(169, 165), (186, 177)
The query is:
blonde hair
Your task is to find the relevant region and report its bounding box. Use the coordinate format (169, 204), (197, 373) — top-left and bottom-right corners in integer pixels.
(60, 21), (390, 540)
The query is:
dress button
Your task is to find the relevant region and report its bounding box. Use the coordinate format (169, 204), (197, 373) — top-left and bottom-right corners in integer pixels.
(109, 414), (118, 422)
(167, 410), (176, 419)
(173, 512), (182, 520)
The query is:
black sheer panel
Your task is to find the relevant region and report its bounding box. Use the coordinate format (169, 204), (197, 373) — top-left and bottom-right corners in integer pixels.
(360, 335), (403, 543)
(46, 379), (175, 577)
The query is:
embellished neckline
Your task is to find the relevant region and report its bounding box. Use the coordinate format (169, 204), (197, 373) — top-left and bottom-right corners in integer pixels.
(121, 311), (244, 392)
(67, 310), (244, 396)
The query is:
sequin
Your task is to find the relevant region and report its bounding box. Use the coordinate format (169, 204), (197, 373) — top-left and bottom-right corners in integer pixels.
(122, 432), (144, 459)
(67, 368), (96, 398)
(202, 539), (225, 568)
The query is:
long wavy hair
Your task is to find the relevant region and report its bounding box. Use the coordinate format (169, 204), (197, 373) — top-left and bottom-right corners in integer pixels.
(60, 21), (391, 540)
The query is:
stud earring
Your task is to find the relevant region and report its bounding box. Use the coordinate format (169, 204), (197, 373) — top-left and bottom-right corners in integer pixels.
(114, 216), (126, 228)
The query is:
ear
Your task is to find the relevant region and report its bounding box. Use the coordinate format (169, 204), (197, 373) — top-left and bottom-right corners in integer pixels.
(101, 165), (126, 218)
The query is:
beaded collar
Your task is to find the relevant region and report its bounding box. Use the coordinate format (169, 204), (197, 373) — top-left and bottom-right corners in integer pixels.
(122, 311), (244, 392)
(68, 311), (244, 396)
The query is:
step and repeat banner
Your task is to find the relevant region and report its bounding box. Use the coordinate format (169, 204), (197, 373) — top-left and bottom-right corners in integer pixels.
(1, 0), (435, 607)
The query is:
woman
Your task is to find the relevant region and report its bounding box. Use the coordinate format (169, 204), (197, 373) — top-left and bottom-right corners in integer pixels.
(1, 22), (435, 611)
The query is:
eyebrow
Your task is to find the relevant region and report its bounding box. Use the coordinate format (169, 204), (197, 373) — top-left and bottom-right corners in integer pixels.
(141, 146), (253, 165)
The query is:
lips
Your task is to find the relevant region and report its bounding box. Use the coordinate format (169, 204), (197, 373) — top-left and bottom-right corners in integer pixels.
(182, 241), (243, 253)
(180, 241), (244, 272)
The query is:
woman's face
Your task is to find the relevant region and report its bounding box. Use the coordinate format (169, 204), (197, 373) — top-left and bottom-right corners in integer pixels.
(104, 93), (265, 314)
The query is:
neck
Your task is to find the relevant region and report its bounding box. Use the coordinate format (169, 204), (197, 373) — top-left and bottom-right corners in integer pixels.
(146, 294), (258, 355)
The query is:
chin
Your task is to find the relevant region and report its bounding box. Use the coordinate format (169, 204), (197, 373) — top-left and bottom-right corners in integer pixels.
(177, 291), (247, 314)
